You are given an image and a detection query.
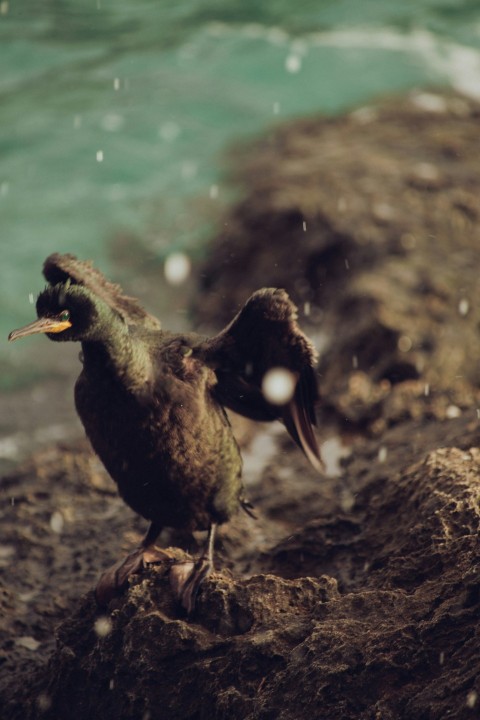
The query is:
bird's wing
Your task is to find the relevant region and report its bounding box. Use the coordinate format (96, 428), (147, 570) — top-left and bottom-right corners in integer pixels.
(199, 288), (323, 472)
(43, 253), (161, 330)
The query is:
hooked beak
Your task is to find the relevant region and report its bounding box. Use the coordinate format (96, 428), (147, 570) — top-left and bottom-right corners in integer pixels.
(8, 317), (72, 342)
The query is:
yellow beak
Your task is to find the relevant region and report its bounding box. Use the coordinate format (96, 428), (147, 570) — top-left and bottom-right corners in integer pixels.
(8, 317), (72, 342)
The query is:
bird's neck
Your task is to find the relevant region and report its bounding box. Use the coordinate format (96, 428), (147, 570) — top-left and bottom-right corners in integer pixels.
(80, 325), (153, 395)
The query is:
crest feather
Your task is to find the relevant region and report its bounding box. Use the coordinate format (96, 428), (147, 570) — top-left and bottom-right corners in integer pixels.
(43, 253), (161, 330)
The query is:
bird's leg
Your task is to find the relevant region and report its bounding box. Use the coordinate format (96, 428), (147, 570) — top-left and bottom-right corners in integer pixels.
(169, 523), (217, 614)
(95, 521), (165, 606)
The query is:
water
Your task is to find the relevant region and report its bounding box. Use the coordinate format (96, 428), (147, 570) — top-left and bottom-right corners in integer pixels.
(2, 0), (480, 391)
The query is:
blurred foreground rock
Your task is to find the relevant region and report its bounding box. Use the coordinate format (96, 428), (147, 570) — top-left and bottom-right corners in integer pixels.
(2, 92), (480, 719)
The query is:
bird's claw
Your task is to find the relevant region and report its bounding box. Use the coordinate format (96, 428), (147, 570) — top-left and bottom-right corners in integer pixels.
(169, 557), (212, 614)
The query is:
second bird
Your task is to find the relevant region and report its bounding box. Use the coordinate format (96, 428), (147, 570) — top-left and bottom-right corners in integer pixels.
(8, 253), (322, 612)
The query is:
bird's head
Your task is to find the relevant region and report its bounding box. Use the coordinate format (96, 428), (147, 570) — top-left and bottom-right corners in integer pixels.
(8, 281), (117, 344)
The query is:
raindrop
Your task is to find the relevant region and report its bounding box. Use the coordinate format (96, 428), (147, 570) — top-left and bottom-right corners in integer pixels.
(398, 335), (412, 353)
(50, 511), (64, 534)
(209, 184), (219, 200)
(0, 2), (9, 14)
(73, 115), (82, 130)
(113, 78), (121, 91)
(344, 258), (350, 270)
(352, 355), (358, 369)
(273, 101), (280, 115)
(16, 636), (41, 651)
(446, 405), (461, 419)
(339, 488), (355, 512)
(439, 651), (445, 665)
(94, 616), (113, 638)
(424, 383), (430, 397)
(304, 302), (311, 317)
(458, 298), (469, 316)
(36, 693), (52, 712)
(109, 679), (115, 690)
(96, 150), (104, 163)
(28, 293), (34, 304)
(164, 253), (191, 286)
(0, 181), (10, 197)
(302, 221), (307, 232)
(466, 691), (478, 709)
(285, 54), (301, 73)
(378, 446), (387, 463)
(262, 367), (296, 405)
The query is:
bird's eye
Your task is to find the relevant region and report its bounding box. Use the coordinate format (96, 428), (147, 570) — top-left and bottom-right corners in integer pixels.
(59, 310), (70, 322)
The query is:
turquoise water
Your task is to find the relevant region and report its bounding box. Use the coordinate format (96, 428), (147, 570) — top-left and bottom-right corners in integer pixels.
(2, 0), (480, 387)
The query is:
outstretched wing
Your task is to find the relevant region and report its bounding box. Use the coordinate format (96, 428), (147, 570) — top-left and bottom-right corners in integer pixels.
(199, 288), (323, 472)
(43, 253), (161, 330)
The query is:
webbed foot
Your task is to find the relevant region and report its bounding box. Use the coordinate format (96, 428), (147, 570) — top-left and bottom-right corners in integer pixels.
(169, 557), (212, 614)
(95, 545), (168, 606)
(169, 522), (217, 614)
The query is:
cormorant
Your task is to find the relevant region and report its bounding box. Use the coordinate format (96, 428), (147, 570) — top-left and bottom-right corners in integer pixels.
(9, 253), (322, 611)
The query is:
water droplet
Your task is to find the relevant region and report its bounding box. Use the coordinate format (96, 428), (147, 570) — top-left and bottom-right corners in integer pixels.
(352, 355), (358, 369)
(113, 77), (121, 91)
(36, 693), (52, 711)
(446, 405), (461, 419)
(398, 335), (412, 353)
(16, 636), (41, 651)
(262, 367), (296, 405)
(73, 115), (82, 130)
(378, 446), (388, 463)
(458, 298), (469, 316)
(466, 691), (478, 709)
(285, 54), (301, 73)
(339, 489), (355, 512)
(164, 252), (191, 286)
(94, 616), (113, 638)
(209, 184), (219, 200)
(304, 302), (311, 317)
(424, 383), (430, 397)
(50, 511), (64, 534)
(96, 150), (104, 163)
(28, 293), (34, 304)
(273, 101), (280, 115)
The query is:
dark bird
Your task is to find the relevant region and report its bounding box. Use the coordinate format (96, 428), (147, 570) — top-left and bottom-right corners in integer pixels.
(8, 253), (322, 612)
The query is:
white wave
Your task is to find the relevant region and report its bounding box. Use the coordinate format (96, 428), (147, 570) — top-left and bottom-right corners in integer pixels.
(205, 22), (480, 100)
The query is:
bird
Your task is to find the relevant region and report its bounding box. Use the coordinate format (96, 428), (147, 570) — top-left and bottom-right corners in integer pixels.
(8, 253), (322, 612)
